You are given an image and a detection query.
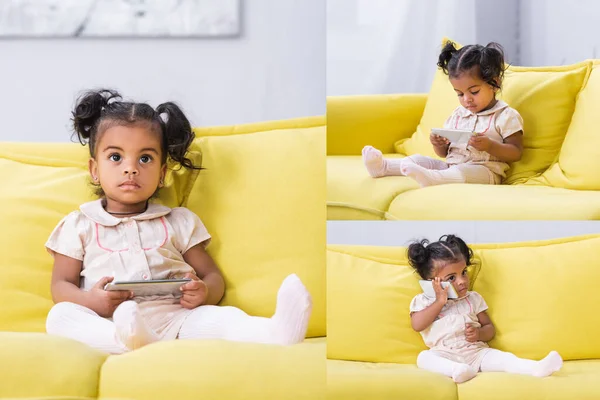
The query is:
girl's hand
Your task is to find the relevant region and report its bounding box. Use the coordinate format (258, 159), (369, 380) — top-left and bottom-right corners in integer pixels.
(180, 272), (209, 309)
(465, 324), (481, 342)
(468, 133), (492, 151)
(88, 276), (133, 318)
(432, 277), (449, 306)
(430, 134), (450, 148)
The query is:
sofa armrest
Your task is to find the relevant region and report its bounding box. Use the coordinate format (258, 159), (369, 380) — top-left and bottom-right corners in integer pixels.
(327, 93), (427, 155)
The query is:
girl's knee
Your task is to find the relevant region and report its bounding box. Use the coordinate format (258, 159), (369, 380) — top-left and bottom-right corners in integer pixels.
(46, 302), (78, 332)
(416, 350), (431, 367)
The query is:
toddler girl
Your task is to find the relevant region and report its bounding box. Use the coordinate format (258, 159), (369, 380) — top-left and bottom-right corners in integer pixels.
(363, 41), (524, 186)
(408, 235), (562, 383)
(45, 89), (312, 354)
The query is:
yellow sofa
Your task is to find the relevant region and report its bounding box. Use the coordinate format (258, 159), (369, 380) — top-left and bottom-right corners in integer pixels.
(326, 234), (600, 400)
(327, 59), (600, 220)
(0, 116), (326, 400)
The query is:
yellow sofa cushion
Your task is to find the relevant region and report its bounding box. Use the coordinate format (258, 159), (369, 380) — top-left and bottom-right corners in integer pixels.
(186, 126), (326, 337)
(527, 61), (600, 190)
(458, 360), (600, 400)
(474, 235), (600, 360)
(100, 339), (325, 400)
(395, 44), (589, 184)
(327, 155), (419, 220)
(327, 359), (457, 400)
(0, 332), (107, 399)
(0, 145), (198, 332)
(386, 183), (600, 220)
(327, 245), (480, 364)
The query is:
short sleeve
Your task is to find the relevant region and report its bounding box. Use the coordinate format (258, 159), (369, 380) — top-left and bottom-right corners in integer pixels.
(45, 211), (87, 261)
(410, 293), (435, 313)
(442, 107), (462, 129)
(167, 207), (212, 254)
(469, 291), (489, 315)
(496, 107), (524, 139)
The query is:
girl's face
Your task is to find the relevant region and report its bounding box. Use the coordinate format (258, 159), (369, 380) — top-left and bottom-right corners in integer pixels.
(432, 258), (469, 298)
(450, 69), (498, 114)
(89, 124), (166, 211)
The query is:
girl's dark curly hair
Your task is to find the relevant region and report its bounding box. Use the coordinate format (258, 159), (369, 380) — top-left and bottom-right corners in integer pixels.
(72, 89), (197, 170)
(437, 41), (506, 90)
(407, 235), (474, 279)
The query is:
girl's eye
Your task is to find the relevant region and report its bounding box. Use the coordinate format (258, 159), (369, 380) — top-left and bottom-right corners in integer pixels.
(457, 93), (464, 97)
(140, 155), (152, 164)
(471, 91), (480, 95)
(109, 154), (121, 162)
(462, 269), (468, 276)
(448, 276), (455, 281)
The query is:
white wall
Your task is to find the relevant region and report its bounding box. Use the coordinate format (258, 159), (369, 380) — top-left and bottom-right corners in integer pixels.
(327, 0), (600, 95)
(0, 0), (325, 142)
(520, 0), (600, 66)
(327, 221), (600, 246)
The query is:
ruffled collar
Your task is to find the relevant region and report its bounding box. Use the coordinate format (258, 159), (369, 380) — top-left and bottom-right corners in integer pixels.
(80, 199), (171, 226)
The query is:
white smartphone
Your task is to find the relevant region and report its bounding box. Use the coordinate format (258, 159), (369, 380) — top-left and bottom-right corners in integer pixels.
(430, 128), (474, 145)
(419, 279), (459, 299)
(104, 278), (191, 297)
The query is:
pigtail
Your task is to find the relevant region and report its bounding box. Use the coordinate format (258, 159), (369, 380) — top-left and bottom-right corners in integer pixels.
(72, 89), (121, 144)
(440, 234), (473, 266)
(155, 102), (198, 170)
(479, 42), (505, 89)
(437, 41), (459, 75)
(408, 239), (432, 279)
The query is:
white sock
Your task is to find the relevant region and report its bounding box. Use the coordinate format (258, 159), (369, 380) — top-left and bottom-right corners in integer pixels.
(480, 349), (563, 377)
(453, 363), (479, 384)
(178, 274), (312, 346)
(532, 351), (563, 377)
(417, 350), (477, 383)
(402, 163), (465, 187)
(113, 301), (160, 351)
(362, 146), (405, 178)
(271, 274), (313, 344)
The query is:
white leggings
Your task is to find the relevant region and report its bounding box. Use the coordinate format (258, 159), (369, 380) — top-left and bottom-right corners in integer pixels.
(417, 348), (562, 378)
(402, 155), (500, 185)
(46, 301), (309, 354)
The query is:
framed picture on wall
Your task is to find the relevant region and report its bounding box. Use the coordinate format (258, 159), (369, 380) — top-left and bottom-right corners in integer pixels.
(0, 0), (242, 38)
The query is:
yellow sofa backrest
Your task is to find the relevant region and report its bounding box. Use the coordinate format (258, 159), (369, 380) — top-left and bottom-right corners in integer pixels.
(327, 234), (600, 363)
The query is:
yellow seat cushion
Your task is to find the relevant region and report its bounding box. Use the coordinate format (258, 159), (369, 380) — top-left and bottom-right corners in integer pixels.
(387, 183), (600, 220)
(475, 236), (600, 360)
(100, 338), (325, 400)
(327, 155), (419, 220)
(326, 245), (480, 364)
(527, 61), (600, 190)
(186, 126), (326, 337)
(395, 39), (590, 185)
(458, 360), (600, 400)
(0, 332), (107, 399)
(327, 359), (457, 400)
(0, 145), (198, 332)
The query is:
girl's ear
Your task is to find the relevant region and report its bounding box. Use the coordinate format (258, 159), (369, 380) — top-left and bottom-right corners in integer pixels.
(159, 163), (167, 187)
(88, 158), (99, 183)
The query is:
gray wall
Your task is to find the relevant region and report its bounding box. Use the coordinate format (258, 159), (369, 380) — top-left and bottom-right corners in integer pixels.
(327, 221), (600, 246)
(0, 0), (325, 142)
(520, 0), (600, 66)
